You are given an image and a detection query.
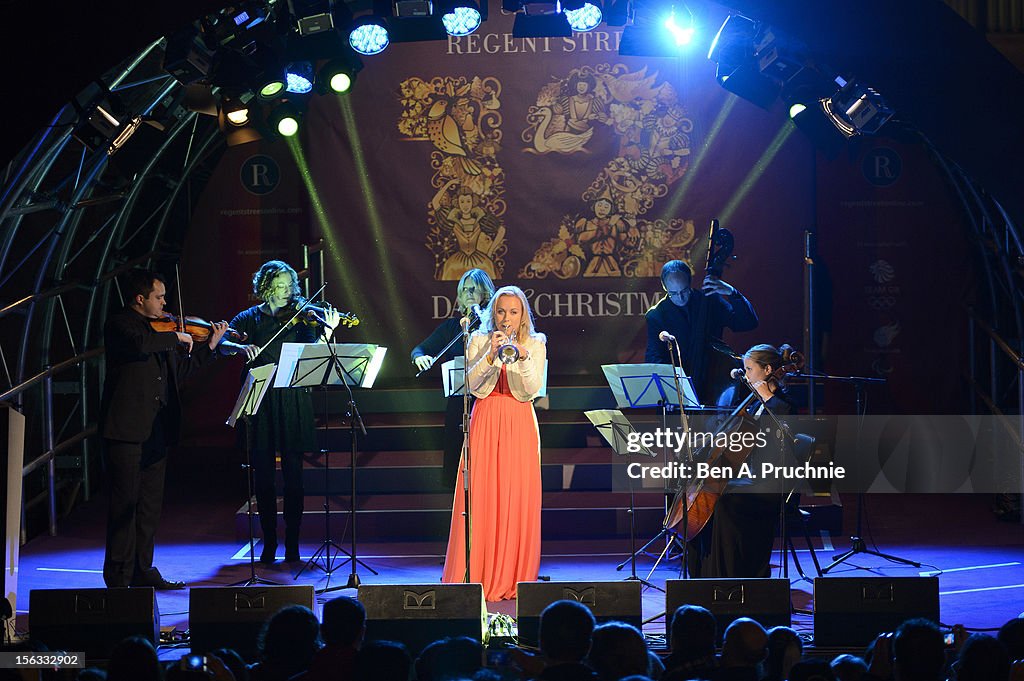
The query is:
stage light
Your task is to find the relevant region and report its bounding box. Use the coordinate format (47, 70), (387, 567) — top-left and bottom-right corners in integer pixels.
(565, 2), (602, 32)
(782, 77), (848, 158)
(789, 103), (806, 118)
(663, 9), (694, 45)
(231, 2), (267, 29)
(285, 61), (315, 94)
(349, 17), (390, 55)
(442, 1), (482, 36)
(269, 102), (304, 137)
(222, 96), (251, 126)
(258, 71), (286, 99)
(822, 78), (894, 137)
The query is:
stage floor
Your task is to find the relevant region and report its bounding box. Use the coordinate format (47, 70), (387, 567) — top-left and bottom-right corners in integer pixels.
(11, 481), (1024, 652)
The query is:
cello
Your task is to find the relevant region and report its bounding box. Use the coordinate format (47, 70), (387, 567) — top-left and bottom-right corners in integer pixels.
(664, 347), (805, 539)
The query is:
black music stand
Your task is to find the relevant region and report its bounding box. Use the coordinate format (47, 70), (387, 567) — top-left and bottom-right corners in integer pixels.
(276, 341), (387, 591)
(601, 363), (697, 573)
(226, 364), (280, 586)
(585, 409), (662, 591)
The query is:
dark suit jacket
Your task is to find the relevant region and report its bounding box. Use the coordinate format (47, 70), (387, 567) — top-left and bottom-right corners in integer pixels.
(99, 307), (213, 444)
(644, 289), (758, 402)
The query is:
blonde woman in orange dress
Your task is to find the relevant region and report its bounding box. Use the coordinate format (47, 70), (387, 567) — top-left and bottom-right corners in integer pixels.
(441, 285), (546, 600)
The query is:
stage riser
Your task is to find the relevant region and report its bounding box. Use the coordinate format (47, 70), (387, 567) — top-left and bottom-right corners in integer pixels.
(317, 422), (596, 451)
(276, 463), (616, 494)
(234, 507), (665, 542)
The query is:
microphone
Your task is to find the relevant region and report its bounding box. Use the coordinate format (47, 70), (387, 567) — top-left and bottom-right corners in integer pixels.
(659, 331), (676, 344)
(730, 368), (745, 380)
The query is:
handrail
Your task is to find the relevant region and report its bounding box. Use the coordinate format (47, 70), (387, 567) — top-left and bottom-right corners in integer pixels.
(0, 347), (103, 402)
(22, 425), (98, 477)
(967, 308), (1024, 371)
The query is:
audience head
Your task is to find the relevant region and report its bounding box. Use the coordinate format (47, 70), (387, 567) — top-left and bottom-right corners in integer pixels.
(998, 616), (1024, 660)
(789, 658), (836, 681)
(954, 633), (1009, 681)
(669, 605), (717, 659)
(587, 622), (649, 681)
(211, 648), (249, 681)
(892, 619), (944, 681)
(539, 600), (596, 663)
(258, 605), (322, 672)
(764, 626), (802, 681)
(107, 636), (161, 681)
(720, 618), (768, 669)
(321, 596), (367, 648)
(355, 640), (412, 681)
(416, 636), (483, 681)
(830, 654), (868, 681)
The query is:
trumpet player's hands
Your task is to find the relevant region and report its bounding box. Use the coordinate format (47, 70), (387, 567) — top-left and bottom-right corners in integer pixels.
(414, 355), (434, 371)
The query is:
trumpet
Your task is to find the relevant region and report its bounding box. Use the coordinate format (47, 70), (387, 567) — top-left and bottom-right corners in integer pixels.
(497, 324), (520, 364)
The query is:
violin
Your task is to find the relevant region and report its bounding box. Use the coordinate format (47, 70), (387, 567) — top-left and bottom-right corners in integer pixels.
(149, 313), (248, 344)
(284, 296), (360, 328)
(664, 347), (805, 539)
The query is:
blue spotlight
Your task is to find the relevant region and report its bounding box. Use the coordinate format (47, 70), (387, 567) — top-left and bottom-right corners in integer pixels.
(285, 61), (314, 94)
(349, 18), (390, 55)
(442, 4), (482, 36)
(565, 2), (603, 32)
(664, 10), (694, 46)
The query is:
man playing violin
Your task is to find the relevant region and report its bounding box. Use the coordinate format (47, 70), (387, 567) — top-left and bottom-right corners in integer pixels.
(100, 268), (230, 589)
(230, 260), (344, 564)
(645, 259), (758, 402)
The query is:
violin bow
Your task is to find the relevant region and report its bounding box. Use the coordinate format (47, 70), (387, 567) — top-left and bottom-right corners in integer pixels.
(175, 263), (190, 355)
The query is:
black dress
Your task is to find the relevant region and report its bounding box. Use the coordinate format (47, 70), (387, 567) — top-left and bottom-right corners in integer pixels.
(230, 305), (318, 555)
(688, 391), (793, 578)
(411, 317), (474, 489)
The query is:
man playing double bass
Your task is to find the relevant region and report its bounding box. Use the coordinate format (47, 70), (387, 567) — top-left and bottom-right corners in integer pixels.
(644, 259), (758, 402)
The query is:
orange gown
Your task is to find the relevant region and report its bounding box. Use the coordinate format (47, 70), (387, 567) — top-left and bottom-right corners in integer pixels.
(441, 365), (542, 600)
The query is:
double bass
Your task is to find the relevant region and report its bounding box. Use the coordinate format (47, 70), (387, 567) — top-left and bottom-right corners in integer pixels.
(664, 348), (805, 539)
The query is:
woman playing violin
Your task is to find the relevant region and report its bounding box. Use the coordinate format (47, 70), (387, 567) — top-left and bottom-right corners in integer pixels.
(688, 343), (797, 579)
(230, 260), (344, 564)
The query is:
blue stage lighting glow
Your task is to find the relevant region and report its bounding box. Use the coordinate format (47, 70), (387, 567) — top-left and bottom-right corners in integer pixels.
(350, 23), (390, 55)
(285, 62), (314, 94)
(664, 12), (695, 46)
(565, 3), (602, 31)
(442, 6), (482, 36)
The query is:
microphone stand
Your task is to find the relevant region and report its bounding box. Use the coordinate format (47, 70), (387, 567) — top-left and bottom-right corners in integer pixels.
(664, 335), (692, 578)
(459, 316), (474, 583)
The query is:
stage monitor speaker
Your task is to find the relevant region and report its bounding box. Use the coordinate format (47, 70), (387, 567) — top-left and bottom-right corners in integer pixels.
(29, 587), (159, 660)
(813, 577), (939, 647)
(189, 585), (315, 659)
(359, 583), (485, 656)
(516, 581), (642, 647)
(665, 578), (791, 643)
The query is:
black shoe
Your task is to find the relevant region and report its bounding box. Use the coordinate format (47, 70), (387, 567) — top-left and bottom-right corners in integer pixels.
(131, 569), (186, 590)
(260, 542), (278, 564)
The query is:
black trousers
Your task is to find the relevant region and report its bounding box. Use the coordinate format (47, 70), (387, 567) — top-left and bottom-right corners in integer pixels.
(103, 420), (169, 587)
(251, 446), (305, 545)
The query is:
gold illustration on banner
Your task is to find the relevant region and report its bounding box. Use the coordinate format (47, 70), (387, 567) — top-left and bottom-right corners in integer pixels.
(520, 65), (697, 279)
(398, 75), (507, 280)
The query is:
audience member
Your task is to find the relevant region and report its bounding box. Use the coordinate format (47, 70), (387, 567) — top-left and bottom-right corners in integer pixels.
(830, 654), (868, 681)
(107, 636), (161, 681)
(300, 596), (365, 681)
(513, 600), (598, 681)
(999, 616), (1024, 661)
(212, 649), (249, 681)
(662, 605), (719, 681)
(416, 636), (484, 681)
(586, 622), (650, 681)
(865, 619), (944, 681)
(953, 633), (1009, 681)
(249, 605), (321, 681)
(715, 617), (768, 681)
(763, 626), (802, 681)
(354, 640), (412, 681)
(789, 658), (835, 681)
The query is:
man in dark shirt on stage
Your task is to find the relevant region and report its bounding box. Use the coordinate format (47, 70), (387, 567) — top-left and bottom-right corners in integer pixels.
(99, 268), (228, 589)
(645, 260), (758, 403)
